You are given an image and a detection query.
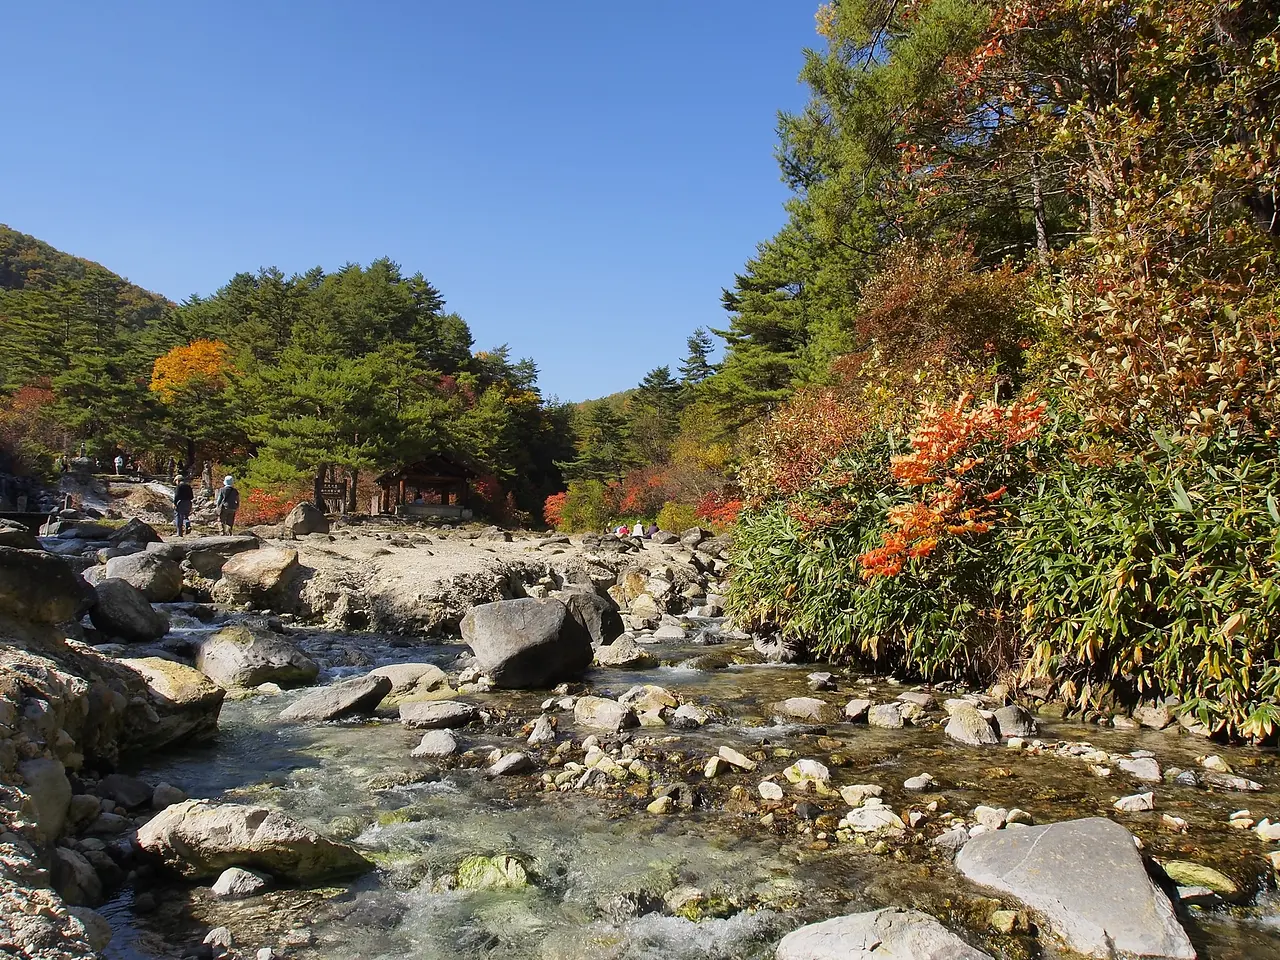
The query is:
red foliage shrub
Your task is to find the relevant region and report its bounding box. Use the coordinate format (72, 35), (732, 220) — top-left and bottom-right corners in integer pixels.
(239, 485), (305, 525)
(544, 491), (566, 528)
(695, 490), (744, 531)
(739, 389), (869, 504)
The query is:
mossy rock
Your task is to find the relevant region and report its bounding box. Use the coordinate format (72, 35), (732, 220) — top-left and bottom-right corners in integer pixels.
(1159, 860), (1240, 898)
(456, 854), (529, 890)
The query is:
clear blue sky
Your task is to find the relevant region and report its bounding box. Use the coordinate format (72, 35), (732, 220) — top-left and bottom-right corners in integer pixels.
(3, 2), (817, 401)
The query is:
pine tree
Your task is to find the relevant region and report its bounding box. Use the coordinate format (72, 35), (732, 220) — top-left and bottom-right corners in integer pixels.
(678, 328), (716, 385)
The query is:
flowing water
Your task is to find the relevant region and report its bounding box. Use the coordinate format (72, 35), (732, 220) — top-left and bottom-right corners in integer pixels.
(99, 614), (1280, 959)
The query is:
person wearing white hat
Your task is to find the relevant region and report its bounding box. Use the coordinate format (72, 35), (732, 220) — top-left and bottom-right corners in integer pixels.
(215, 475), (240, 534)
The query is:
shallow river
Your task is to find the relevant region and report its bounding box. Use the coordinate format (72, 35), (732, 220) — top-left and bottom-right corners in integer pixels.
(99, 617), (1280, 960)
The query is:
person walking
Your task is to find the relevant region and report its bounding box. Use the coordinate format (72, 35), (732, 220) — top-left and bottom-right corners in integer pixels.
(113, 454), (124, 475)
(173, 474), (194, 537)
(215, 475), (240, 534)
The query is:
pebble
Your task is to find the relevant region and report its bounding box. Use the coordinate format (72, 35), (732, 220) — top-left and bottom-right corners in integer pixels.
(717, 746), (757, 771)
(703, 756), (724, 779)
(488, 752), (535, 777)
(839, 784), (882, 806)
(647, 795), (674, 814)
(903, 773), (935, 792)
(783, 759), (831, 785)
(807, 672), (837, 691)
(1201, 755), (1232, 773)
(758, 781), (784, 801)
(1254, 819), (1280, 842)
(1114, 792), (1155, 813)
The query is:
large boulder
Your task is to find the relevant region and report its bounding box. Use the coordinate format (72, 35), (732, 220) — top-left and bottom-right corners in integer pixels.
(211, 547), (301, 606)
(284, 502), (330, 537)
(776, 907), (993, 960)
(147, 535), (261, 578)
(89, 578), (169, 642)
(945, 705), (999, 746)
(0, 518), (41, 550)
(120, 657), (226, 747)
(196, 623), (319, 689)
(278, 675), (392, 722)
(956, 817), (1195, 959)
(368, 662), (448, 704)
(559, 589), (623, 648)
(460, 597), (592, 689)
(109, 517), (162, 546)
(136, 799), (371, 881)
(17, 757), (72, 842)
(0, 546), (95, 622)
(103, 552), (183, 602)
(399, 700), (478, 729)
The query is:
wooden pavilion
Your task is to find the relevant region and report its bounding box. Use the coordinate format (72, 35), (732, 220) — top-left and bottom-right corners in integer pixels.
(375, 455), (477, 519)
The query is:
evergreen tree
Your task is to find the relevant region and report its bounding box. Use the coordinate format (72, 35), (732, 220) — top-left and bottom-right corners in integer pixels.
(678, 328), (716, 385)
(558, 402), (633, 482)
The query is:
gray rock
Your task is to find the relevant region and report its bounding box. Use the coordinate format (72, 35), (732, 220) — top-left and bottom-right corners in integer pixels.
(773, 697), (835, 723)
(903, 774), (935, 792)
(0, 518), (41, 550)
(120, 657), (226, 749)
(110, 517), (162, 546)
(90, 578), (170, 642)
(278, 675), (392, 722)
(367, 662), (447, 702)
(411, 730), (459, 758)
(67, 906), (113, 952)
(933, 825), (970, 854)
(753, 634), (806, 663)
(527, 714), (557, 745)
(956, 817), (1195, 959)
(843, 699), (872, 721)
(868, 703), (904, 729)
(1133, 702), (1175, 730)
(944, 706), (998, 746)
(488, 752), (535, 776)
(559, 589), (623, 647)
(670, 703), (709, 729)
(284, 502), (330, 537)
(574, 696), (638, 732)
(651, 624), (688, 641)
(776, 907), (994, 960)
(992, 704), (1037, 738)
(211, 866), (269, 900)
(210, 546), (301, 606)
(399, 700), (478, 729)
(1119, 757), (1162, 782)
(896, 690), (934, 708)
(460, 597), (592, 689)
(147, 535), (260, 578)
(52, 847), (103, 907)
(103, 552), (183, 602)
(152, 782), (187, 810)
(197, 624), (319, 689)
(595, 635), (657, 668)
(136, 799), (371, 881)
(99, 773), (153, 809)
(1202, 771), (1263, 792)
(18, 757), (71, 841)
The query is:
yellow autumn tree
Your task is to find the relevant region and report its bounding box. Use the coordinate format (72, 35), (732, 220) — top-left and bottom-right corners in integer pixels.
(149, 339), (234, 400)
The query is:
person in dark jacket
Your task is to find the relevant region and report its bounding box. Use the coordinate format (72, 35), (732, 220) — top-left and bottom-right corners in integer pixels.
(173, 475), (194, 536)
(215, 475), (240, 534)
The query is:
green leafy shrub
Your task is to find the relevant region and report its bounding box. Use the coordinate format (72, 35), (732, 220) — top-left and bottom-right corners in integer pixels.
(557, 480), (614, 533)
(1009, 431), (1280, 738)
(656, 501), (697, 533)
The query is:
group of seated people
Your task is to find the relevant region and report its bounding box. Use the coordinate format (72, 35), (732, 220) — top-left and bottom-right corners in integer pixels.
(614, 522), (659, 538)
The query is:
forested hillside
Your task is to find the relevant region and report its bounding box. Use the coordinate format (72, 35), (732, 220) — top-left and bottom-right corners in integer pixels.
(554, 0), (1280, 737)
(0, 225), (573, 518)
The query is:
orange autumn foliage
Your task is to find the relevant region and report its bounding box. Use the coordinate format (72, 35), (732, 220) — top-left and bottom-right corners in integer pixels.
(858, 392), (1045, 579)
(149, 339), (234, 399)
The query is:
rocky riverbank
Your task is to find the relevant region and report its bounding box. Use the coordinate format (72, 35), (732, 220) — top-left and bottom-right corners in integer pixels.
(4, 512), (1280, 959)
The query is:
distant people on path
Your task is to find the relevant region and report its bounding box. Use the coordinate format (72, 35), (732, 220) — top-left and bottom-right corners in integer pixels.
(173, 474), (194, 537)
(216, 476), (240, 534)
(645, 523), (658, 538)
(113, 455), (124, 475)
(58, 456), (68, 474)
(634, 520), (646, 539)
(615, 524), (629, 537)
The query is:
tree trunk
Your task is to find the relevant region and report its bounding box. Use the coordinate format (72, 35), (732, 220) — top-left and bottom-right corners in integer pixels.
(185, 436), (196, 474)
(347, 468), (359, 514)
(314, 468), (326, 511)
(1030, 151), (1050, 267)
